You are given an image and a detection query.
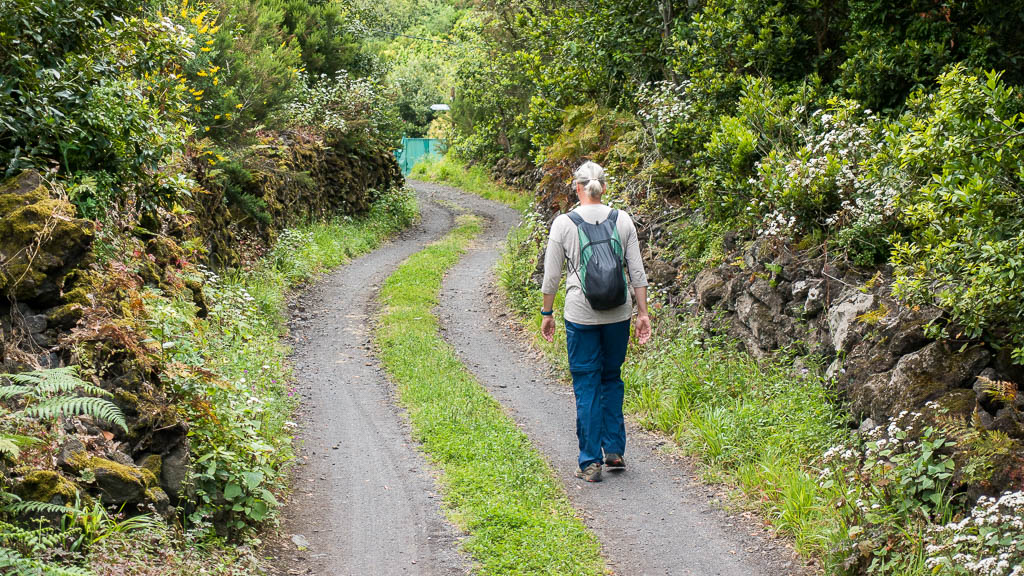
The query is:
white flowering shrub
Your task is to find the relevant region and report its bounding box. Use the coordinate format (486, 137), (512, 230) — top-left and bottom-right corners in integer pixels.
(818, 411), (961, 574)
(636, 79), (694, 149)
(926, 491), (1024, 576)
(754, 101), (894, 260)
(284, 71), (402, 142)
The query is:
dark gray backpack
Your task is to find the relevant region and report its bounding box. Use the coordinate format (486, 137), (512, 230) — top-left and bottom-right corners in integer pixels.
(567, 209), (627, 310)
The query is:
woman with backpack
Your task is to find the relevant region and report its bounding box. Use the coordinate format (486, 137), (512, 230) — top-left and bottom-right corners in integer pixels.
(540, 160), (652, 483)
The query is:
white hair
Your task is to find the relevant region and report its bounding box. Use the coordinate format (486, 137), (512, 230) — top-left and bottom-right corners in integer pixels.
(573, 161), (606, 199)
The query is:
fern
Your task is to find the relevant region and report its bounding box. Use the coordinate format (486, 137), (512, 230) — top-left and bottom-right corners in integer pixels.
(0, 547), (95, 576)
(0, 521), (65, 554)
(1, 367), (111, 399)
(3, 500), (78, 518)
(0, 433), (44, 460)
(0, 367), (126, 433)
(0, 437), (19, 459)
(25, 398), (126, 433)
(937, 411), (1016, 485)
(975, 375), (1018, 406)
(0, 385), (32, 400)
(0, 546), (40, 575)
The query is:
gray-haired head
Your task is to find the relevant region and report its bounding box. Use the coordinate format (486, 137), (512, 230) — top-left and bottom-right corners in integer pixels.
(573, 161), (606, 199)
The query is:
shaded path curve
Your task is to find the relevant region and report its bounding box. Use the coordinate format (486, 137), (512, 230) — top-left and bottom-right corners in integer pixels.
(423, 179), (811, 576)
(267, 189), (468, 576)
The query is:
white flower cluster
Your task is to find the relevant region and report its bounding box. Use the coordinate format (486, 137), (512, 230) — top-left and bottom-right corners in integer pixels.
(285, 71), (386, 137)
(755, 104), (897, 239)
(153, 14), (196, 54)
(926, 491), (1024, 576)
(635, 80), (693, 140)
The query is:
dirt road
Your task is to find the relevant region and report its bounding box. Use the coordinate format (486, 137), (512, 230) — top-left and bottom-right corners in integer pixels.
(267, 191), (467, 576)
(269, 179), (808, 576)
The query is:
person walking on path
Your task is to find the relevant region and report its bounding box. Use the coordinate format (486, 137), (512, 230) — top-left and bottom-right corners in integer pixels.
(540, 161), (652, 483)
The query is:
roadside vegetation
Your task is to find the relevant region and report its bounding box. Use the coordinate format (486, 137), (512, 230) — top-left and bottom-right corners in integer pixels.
(375, 216), (604, 575)
(1, 0), (414, 572)
(1, 189), (415, 574)
(498, 212), (1024, 576)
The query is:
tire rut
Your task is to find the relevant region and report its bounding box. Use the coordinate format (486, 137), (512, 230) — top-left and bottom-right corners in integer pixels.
(267, 189), (468, 576)
(421, 179), (811, 576)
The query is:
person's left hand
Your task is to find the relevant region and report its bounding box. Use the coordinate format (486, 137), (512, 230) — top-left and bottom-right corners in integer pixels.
(635, 314), (652, 345)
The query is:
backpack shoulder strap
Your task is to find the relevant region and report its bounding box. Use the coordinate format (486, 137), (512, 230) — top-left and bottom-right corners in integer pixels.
(606, 209), (619, 224)
(566, 211), (585, 227)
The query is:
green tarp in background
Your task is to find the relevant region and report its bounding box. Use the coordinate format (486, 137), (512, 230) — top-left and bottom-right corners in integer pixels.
(395, 137), (444, 175)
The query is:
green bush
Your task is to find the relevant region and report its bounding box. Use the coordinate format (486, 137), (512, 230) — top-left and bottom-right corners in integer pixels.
(0, 0), (190, 183)
(838, 1), (1024, 113)
(885, 67), (1024, 361)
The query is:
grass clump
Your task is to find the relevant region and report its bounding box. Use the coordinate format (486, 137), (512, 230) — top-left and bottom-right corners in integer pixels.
(410, 155), (531, 212)
(375, 215), (603, 575)
(620, 323), (848, 555)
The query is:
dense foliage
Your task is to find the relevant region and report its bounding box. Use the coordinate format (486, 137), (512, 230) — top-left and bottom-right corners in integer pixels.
(355, 0), (465, 139)
(434, 2), (1024, 575)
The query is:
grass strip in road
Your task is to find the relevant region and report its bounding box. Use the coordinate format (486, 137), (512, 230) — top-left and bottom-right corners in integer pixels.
(410, 155), (531, 212)
(375, 215), (604, 575)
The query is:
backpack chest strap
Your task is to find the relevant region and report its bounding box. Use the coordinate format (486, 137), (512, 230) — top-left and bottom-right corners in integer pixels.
(566, 209), (618, 228)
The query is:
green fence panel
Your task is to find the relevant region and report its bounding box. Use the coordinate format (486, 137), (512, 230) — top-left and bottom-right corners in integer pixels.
(396, 137), (444, 175)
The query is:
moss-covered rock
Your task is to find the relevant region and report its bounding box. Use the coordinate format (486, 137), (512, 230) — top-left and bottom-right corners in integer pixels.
(66, 451), (155, 504)
(12, 470), (80, 505)
(137, 453), (162, 479)
(0, 171), (94, 306)
(145, 486), (172, 517)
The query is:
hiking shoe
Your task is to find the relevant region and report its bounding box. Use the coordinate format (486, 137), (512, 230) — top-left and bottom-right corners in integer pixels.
(574, 463), (602, 482)
(604, 453), (625, 469)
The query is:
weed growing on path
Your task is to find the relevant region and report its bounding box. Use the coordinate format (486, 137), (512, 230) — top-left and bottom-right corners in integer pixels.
(376, 215), (604, 575)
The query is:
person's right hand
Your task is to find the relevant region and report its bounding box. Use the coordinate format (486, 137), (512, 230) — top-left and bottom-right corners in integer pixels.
(541, 316), (555, 342)
(635, 313), (652, 345)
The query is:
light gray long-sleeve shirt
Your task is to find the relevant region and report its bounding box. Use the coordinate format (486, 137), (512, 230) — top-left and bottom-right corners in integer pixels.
(541, 204), (648, 325)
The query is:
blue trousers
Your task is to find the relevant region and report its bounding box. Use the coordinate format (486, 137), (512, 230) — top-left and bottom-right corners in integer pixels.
(565, 318), (630, 469)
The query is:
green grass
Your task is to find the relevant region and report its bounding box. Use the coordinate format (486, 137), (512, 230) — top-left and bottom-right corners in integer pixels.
(410, 155), (531, 212)
(375, 215), (604, 576)
(620, 328), (848, 555)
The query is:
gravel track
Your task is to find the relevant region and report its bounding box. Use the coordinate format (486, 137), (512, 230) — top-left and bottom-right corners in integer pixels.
(266, 189), (468, 576)
(267, 178), (811, 576)
(421, 179), (810, 576)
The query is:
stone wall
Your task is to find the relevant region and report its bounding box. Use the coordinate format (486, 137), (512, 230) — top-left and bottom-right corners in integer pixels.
(491, 157), (542, 192)
(190, 132), (403, 266)
(688, 237), (1024, 493)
